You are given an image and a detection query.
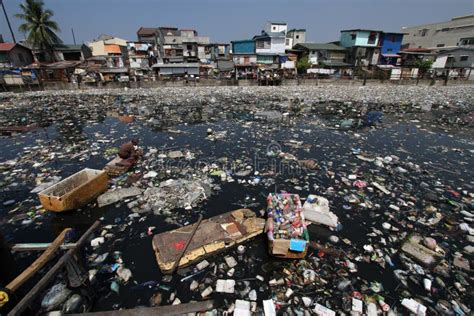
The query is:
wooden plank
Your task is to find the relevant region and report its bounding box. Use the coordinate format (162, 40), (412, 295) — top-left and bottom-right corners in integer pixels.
(6, 228), (71, 292)
(11, 242), (77, 252)
(169, 214), (203, 274)
(72, 300), (217, 316)
(8, 221), (100, 316)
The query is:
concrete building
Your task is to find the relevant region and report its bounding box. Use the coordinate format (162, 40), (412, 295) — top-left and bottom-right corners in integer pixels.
(293, 43), (347, 66)
(265, 21), (288, 35)
(286, 29), (306, 49)
(254, 31), (286, 55)
(33, 44), (92, 62)
(401, 14), (474, 49)
(231, 39), (257, 79)
(154, 27), (210, 64)
(0, 42), (34, 68)
(127, 42), (154, 77)
(137, 27), (159, 44)
(88, 35), (128, 56)
(340, 29), (382, 66)
(379, 32), (404, 65)
(432, 47), (474, 79)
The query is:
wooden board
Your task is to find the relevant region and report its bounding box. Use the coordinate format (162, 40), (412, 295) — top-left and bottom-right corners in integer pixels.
(152, 209), (265, 273)
(103, 156), (134, 176)
(7, 228), (71, 292)
(71, 300), (217, 316)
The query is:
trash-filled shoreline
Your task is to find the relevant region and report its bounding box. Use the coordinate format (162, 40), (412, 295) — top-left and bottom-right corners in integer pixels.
(0, 85), (473, 315)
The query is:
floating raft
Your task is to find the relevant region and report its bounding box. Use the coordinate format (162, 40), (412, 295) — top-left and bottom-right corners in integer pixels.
(152, 209), (265, 273)
(0, 124), (38, 136)
(38, 168), (108, 212)
(103, 156), (135, 176)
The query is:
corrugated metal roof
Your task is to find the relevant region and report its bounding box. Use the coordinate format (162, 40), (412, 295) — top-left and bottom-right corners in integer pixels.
(151, 63), (200, 68)
(294, 43), (346, 51)
(53, 44), (84, 52)
(137, 27), (158, 36)
(0, 43), (16, 51)
(105, 44), (122, 54)
(320, 60), (352, 67)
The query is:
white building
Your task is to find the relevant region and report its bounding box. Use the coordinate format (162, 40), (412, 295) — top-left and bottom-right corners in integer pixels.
(401, 14), (474, 50)
(265, 21), (287, 35)
(286, 29), (306, 49)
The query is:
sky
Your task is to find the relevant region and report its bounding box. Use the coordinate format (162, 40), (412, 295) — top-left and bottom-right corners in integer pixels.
(1, 0), (473, 44)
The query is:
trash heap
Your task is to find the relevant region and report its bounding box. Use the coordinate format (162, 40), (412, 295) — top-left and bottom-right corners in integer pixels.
(266, 193), (309, 257)
(136, 178), (213, 215)
(0, 85), (472, 314)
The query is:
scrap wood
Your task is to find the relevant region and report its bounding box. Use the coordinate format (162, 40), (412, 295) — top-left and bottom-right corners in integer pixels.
(6, 228), (71, 293)
(71, 300), (217, 316)
(168, 214), (203, 274)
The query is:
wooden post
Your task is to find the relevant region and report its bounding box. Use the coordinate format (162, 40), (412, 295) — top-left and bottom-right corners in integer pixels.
(8, 221), (100, 316)
(6, 228), (71, 293)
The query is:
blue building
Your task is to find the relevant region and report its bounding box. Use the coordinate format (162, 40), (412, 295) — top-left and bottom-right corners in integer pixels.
(231, 39), (257, 78)
(379, 32), (404, 65)
(339, 29), (382, 66)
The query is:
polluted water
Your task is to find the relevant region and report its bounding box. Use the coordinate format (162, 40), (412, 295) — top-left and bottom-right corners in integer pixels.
(0, 85), (472, 315)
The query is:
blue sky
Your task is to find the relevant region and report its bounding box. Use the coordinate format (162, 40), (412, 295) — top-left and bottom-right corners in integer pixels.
(1, 0), (473, 44)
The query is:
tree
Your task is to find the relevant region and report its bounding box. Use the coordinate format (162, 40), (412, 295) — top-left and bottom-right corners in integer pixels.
(15, 0), (62, 61)
(414, 59), (433, 76)
(296, 56), (311, 74)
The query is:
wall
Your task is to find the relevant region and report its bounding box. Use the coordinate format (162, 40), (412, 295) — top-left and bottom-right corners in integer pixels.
(232, 41), (255, 54)
(381, 33), (403, 54)
(89, 41), (106, 56)
(271, 37), (286, 54)
(8, 46), (34, 67)
(233, 55), (257, 65)
(340, 32), (356, 48)
(265, 22), (287, 34)
(354, 31), (380, 47)
(401, 15), (474, 49)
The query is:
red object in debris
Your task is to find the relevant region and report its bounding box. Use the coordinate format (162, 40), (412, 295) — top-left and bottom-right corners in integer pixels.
(447, 189), (460, 198)
(174, 240), (186, 250)
(317, 250), (325, 258)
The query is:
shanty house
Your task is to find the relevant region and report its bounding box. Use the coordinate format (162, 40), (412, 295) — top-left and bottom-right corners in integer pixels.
(0, 42), (34, 68)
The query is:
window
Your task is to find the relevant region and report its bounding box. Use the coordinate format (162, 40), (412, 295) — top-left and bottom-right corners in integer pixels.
(285, 39), (290, 45)
(256, 41), (264, 49)
(460, 55), (469, 61)
(351, 33), (356, 40)
(387, 48), (392, 52)
(436, 44), (445, 47)
(18, 53), (25, 62)
(441, 28), (449, 32)
(272, 26), (276, 31)
(391, 35), (396, 42)
(419, 29), (428, 37)
(296, 35), (299, 39)
(368, 32), (377, 44)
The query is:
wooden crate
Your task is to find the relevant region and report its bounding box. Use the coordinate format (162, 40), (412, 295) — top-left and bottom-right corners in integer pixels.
(38, 168), (108, 212)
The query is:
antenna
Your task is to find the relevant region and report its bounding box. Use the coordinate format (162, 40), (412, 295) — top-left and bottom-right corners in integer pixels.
(1, 0), (16, 43)
(71, 28), (77, 45)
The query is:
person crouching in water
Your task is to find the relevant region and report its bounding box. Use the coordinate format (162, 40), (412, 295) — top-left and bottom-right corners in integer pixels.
(118, 139), (142, 163)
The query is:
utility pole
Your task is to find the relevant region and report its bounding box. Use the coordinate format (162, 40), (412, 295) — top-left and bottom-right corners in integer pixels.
(71, 28), (76, 45)
(1, 0), (16, 43)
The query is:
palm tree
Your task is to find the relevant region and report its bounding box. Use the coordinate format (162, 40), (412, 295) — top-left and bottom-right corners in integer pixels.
(15, 0), (62, 61)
